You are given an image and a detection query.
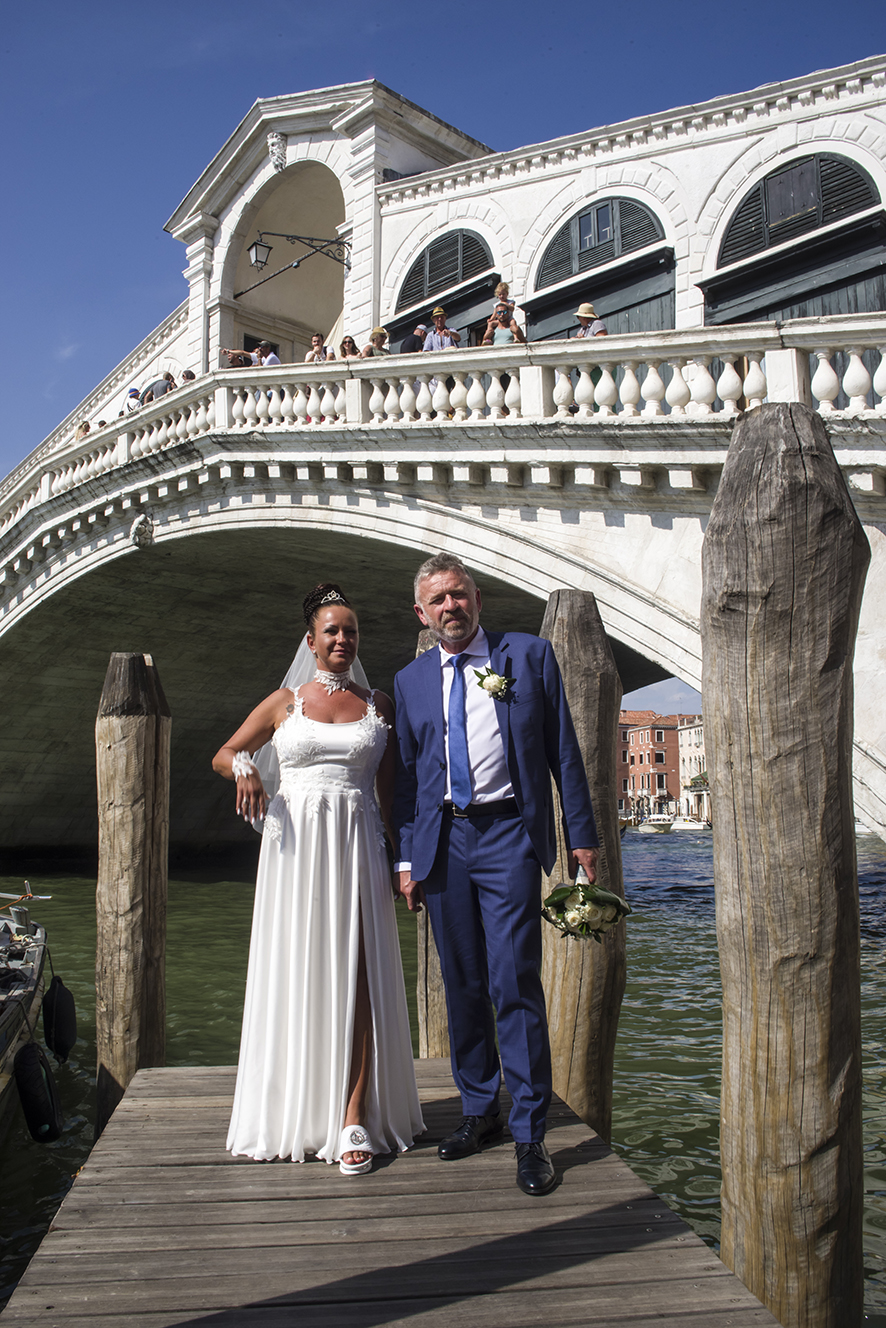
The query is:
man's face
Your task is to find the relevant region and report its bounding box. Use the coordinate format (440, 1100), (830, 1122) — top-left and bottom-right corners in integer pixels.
(415, 570), (481, 648)
(312, 336), (323, 349)
(433, 314), (446, 330)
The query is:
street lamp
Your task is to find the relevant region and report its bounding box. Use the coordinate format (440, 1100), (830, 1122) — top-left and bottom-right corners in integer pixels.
(248, 239), (273, 271)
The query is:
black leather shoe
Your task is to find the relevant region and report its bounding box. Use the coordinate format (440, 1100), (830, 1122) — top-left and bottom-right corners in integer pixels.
(515, 1141), (556, 1196)
(438, 1113), (503, 1160)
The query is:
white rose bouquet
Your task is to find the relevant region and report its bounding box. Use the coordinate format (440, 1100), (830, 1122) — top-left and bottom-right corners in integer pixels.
(542, 868), (631, 943)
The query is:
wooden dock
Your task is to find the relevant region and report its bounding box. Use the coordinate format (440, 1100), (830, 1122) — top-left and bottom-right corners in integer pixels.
(3, 1060), (778, 1327)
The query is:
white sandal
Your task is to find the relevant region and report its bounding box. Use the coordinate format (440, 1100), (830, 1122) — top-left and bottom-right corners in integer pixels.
(338, 1125), (375, 1176)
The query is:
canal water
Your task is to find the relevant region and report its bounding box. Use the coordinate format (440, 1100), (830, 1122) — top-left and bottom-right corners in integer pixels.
(1, 831), (885, 1320)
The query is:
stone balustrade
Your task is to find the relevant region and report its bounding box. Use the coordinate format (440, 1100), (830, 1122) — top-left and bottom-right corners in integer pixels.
(2, 315), (886, 540)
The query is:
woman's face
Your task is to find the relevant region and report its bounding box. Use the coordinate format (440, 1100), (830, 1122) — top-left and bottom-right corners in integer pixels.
(308, 605), (359, 673)
(343, 339), (357, 354)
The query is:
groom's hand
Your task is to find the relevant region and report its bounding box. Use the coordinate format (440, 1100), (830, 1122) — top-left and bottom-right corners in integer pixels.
(569, 847), (599, 883)
(398, 870), (426, 913)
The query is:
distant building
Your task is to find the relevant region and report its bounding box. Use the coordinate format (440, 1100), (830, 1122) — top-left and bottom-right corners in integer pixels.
(678, 714), (709, 821)
(619, 711), (689, 817)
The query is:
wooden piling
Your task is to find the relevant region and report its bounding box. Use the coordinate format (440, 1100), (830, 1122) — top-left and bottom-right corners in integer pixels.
(540, 588), (625, 1142)
(412, 628), (451, 1059)
(701, 403), (869, 1328)
(95, 652), (171, 1137)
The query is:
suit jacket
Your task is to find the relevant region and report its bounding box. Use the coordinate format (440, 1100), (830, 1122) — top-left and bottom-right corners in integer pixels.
(393, 630), (598, 881)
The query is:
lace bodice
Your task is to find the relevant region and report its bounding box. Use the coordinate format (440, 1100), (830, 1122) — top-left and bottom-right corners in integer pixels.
(263, 690), (389, 840)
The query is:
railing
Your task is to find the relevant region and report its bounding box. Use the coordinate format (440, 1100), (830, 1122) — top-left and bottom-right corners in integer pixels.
(2, 316), (886, 538)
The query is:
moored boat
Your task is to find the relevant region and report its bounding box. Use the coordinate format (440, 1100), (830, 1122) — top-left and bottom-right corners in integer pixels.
(0, 889), (50, 1134)
(671, 816), (712, 832)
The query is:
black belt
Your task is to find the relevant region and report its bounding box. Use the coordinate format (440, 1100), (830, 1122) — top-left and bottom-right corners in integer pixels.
(443, 798), (519, 819)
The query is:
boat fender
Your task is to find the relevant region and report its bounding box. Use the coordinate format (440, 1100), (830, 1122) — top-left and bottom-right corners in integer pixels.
(14, 1041), (63, 1142)
(42, 975), (76, 1061)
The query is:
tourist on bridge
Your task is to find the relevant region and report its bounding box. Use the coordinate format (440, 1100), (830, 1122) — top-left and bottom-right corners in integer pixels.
(138, 371), (176, 405)
(339, 335), (361, 358)
(422, 307), (460, 351)
(400, 323), (427, 353)
(361, 327), (390, 357)
(304, 333), (333, 363)
(481, 306), (526, 346)
(574, 301), (607, 337)
(214, 583), (424, 1175)
(394, 554), (599, 1197)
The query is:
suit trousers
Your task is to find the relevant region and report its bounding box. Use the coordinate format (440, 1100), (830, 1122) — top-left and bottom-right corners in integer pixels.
(422, 809), (552, 1142)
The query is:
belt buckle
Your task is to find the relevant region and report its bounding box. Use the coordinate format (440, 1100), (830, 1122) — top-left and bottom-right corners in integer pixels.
(450, 804), (469, 819)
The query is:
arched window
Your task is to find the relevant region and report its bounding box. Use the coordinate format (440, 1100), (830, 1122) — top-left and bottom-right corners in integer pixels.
(395, 230), (493, 312)
(718, 154), (878, 267)
(535, 198), (664, 291)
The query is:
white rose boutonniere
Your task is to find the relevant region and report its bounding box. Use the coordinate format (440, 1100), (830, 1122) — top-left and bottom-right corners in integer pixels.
(474, 665), (515, 700)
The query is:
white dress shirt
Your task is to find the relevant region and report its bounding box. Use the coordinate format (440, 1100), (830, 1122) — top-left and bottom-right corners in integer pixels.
(397, 628), (512, 875)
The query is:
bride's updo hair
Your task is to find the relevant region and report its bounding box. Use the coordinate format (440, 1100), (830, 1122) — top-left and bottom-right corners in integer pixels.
(303, 582), (352, 629)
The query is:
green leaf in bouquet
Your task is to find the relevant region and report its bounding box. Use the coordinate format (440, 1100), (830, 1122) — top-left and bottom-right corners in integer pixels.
(588, 885), (632, 915)
(543, 885), (574, 906)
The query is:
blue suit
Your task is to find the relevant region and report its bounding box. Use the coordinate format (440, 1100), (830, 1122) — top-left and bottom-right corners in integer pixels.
(394, 630), (598, 1140)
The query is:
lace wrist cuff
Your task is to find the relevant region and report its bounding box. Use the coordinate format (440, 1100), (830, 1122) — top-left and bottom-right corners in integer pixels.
(231, 751), (258, 780)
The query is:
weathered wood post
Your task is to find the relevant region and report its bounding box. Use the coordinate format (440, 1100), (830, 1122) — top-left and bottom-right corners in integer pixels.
(701, 404), (868, 1328)
(412, 628), (450, 1059)
(540, 588), (625, 1142)
(95, 652), (171, 1137)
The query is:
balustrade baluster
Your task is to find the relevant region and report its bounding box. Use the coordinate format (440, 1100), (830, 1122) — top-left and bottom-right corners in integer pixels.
(368, 379), (386, 424)
(743, 353), (767, 409)
(306, 383), (322, 424)
(321, 382), (338, 423)
(155, 416), (168, 452)
(464, 372), (484, 422)
(176, 410), (189, 443)
(383, 379), (401, 423)
(873, 348), (886, 414)
(573, 367), (595, 420)
(416, 375), (434, 422)
(553, 367), (574, 418)
(716, 359), (743, 416)
(431, 375), (451, 417)
(486, 371), (506, 420)
(293, 384), (309, 426)
(334, 380), (347, 422)
(665, 360), (691, 416)
(206, 395), (216, 430)
(843, 347), (872, 414)
(231, 389), (246, 429)
(620, 361), (641, 417)
(267, 386), (283, 427)
(689, 357), (717, 415)
(595, 364), (619, 417)
(505, 370), (521, 418)
(399, 377), (417, 423)
(280, 384), (295, 425)
(641, 362), (665, 417)
(245, 386), (262, 428)
(186, 403), (200, 439)
(194, 398), (208, 437)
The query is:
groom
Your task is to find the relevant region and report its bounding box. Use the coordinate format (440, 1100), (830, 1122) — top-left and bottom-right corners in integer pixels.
(393, 553), (599, 1196)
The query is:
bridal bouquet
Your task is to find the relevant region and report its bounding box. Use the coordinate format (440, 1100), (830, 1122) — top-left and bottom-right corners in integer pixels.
(542, 869), (631, 943)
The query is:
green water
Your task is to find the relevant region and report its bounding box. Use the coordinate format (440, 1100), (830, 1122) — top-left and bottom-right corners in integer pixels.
(1, 837), (884, 1322)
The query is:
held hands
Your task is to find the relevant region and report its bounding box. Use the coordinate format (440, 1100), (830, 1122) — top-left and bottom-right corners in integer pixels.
(569, 847), (599, 883)
(398, 870), (426, 913)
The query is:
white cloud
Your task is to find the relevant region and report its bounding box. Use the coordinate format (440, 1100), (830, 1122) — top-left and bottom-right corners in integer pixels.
(56, 343), (79, 361)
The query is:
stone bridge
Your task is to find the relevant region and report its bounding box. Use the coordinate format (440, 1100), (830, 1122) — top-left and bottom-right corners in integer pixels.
(2, 320), (885, 850)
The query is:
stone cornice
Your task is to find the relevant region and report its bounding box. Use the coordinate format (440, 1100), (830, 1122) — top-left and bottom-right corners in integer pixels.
(378, 55), (886, 209)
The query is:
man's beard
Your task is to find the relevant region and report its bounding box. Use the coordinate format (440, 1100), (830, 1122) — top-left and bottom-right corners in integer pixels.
(428, 613), (476, 643)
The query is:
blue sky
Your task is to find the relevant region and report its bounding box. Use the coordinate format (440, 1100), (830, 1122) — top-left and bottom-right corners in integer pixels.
(2, 0), (882, 711)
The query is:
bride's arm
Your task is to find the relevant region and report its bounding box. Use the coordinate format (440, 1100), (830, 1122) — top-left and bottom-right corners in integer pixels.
(373, 691), (397, 848)
(212, 689), (290, 822)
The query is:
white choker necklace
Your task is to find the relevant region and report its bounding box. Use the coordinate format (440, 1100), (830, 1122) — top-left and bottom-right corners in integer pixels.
(314, 667), (352, 694)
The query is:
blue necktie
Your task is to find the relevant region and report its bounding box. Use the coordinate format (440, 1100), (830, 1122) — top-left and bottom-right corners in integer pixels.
(448, 654), (473, 810)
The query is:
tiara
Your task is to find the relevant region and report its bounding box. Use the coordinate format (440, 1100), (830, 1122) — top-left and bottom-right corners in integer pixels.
(319, 590), (347, 606)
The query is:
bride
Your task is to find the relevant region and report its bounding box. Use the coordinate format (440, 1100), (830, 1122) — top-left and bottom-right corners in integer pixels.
(212, 583), (424, 1173)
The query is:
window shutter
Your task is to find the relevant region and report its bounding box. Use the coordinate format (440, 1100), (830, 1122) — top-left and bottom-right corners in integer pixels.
(395, 230), (492, 311)
(461, 232), (491, 281)
(820, 156), (877, 224)
(397, 255), (427, 312)
(619, 199), (663, 254)
(719, 185), (765, 266)
(537, 221), (573, 290)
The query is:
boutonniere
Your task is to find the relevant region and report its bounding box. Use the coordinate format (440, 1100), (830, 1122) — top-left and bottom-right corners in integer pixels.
(474, 665), (514, 700)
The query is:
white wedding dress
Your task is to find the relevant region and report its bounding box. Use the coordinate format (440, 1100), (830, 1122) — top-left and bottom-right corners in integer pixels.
(226, 688), (424, 1163)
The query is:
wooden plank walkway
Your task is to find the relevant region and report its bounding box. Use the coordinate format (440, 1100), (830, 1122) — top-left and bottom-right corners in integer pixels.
(3, 1061), (779, 1327)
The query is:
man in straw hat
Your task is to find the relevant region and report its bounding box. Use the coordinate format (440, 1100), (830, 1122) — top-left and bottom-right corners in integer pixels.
(422, 307), (461, 352)
(574, 302), (607, 338)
